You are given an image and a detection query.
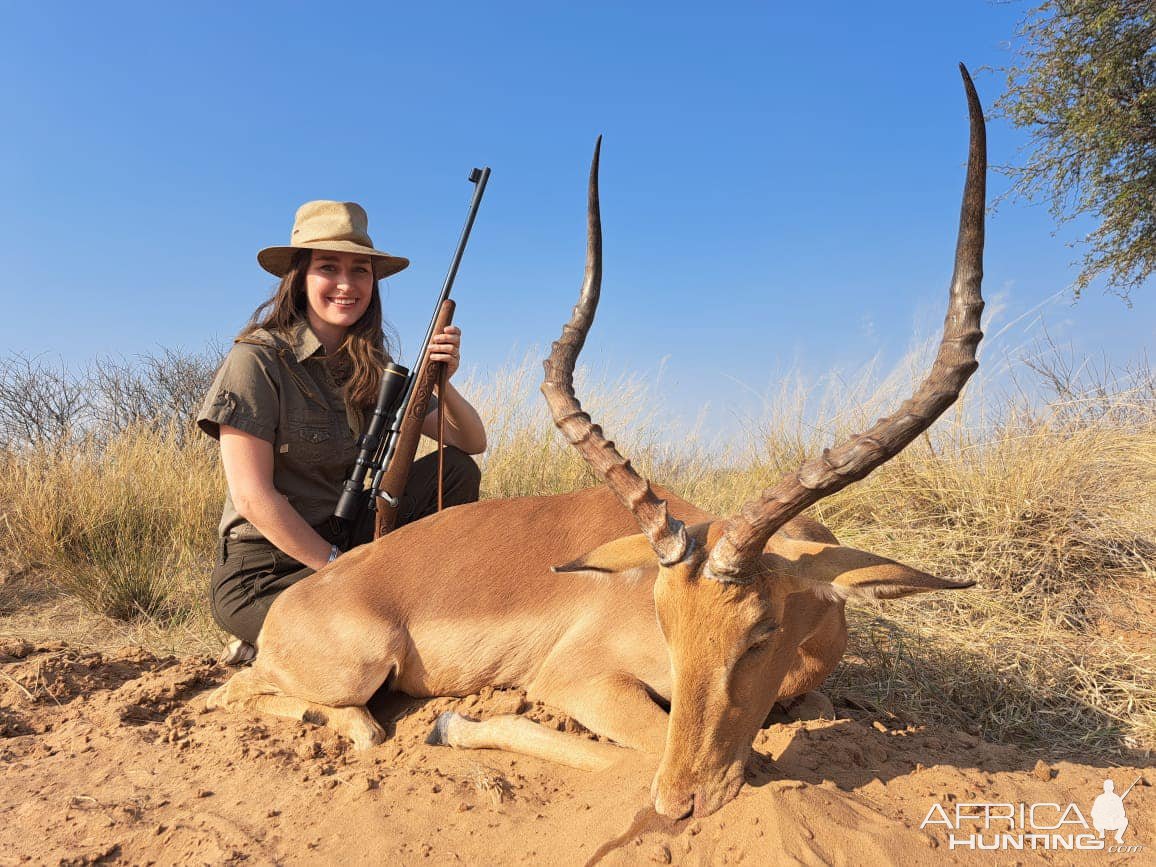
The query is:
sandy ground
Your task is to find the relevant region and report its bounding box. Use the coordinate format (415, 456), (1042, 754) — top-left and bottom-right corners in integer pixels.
(0, 637), (1152, 867)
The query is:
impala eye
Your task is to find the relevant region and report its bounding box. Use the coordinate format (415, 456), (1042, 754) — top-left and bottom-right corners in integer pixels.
(749, 619), (776, 647)
(744, 621), (779, 654)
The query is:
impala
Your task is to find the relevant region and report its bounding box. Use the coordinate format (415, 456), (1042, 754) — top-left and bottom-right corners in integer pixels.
(208, 65), (985, 819)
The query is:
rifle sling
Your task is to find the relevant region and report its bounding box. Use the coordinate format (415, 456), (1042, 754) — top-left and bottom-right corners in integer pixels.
(437, 364), (447, 512)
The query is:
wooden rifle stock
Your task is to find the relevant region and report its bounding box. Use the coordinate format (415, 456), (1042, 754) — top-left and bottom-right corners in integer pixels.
(373, 298), (455, 538)
(358, 164), (489, 540)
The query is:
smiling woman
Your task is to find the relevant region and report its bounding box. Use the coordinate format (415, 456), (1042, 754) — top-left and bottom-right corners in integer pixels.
(196, 200), (487, 662)
(305, 251), (377, 342)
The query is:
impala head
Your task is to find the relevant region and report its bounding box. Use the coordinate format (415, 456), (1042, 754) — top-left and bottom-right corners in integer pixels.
(542, 66), (986, 818)
(557, 521), (973, 817)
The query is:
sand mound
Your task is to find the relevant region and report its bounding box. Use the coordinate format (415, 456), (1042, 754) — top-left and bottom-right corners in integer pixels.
(1, 642), (1150, 865)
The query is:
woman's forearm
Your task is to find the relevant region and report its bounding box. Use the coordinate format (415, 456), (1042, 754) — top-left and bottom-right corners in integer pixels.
(236, 487), (334, 570)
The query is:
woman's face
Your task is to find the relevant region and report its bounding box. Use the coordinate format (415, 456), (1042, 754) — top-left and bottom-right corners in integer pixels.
(304, 251), (375, 333)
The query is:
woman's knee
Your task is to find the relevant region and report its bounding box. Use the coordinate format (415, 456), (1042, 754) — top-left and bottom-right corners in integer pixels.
(210, 546), (312, 644)
(210, 574), (266, 645)
(442, 446), (481, 503)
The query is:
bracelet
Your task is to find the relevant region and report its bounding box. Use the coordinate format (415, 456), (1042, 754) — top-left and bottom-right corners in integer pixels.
(327, 544), (341, 564)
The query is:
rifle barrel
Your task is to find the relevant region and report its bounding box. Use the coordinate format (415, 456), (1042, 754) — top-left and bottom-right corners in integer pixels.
(415, 167), (491, 370)
(365, 166), (491, 507)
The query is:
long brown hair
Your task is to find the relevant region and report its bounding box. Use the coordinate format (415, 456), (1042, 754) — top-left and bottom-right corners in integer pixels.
(240, 249), (398, 412)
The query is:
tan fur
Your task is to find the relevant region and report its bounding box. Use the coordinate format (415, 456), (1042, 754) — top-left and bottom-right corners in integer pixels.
(207, 483), (967, 818)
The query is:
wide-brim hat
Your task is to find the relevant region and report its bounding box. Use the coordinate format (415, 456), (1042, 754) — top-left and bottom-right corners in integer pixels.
(257, 200), (409, 279)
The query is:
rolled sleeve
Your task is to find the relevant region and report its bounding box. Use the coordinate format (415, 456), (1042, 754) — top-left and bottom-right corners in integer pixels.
(197, 344), (280, 442)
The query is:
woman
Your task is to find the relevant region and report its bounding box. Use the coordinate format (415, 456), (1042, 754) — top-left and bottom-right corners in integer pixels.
(197, 200), (486, 663)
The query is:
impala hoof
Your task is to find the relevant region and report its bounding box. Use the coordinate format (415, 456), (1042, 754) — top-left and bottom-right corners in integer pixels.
(347, 716), (387, 751)
(426, 711), (463, 746)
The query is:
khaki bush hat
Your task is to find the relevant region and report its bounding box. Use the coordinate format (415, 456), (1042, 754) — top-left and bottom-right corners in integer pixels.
(257, 200), (410, 279)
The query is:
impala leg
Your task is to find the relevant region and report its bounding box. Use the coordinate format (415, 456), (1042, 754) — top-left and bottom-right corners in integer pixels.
(537, 671), (669, 755)
(206, 665), (275, 711)
(207, 668), (386, 750)
(254, 696), (386, 750)
(426, 712), (625, 771)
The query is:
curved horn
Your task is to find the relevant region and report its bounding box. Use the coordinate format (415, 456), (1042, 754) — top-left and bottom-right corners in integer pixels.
(541, 137), (691, 566)
(706, 64), (987, 584)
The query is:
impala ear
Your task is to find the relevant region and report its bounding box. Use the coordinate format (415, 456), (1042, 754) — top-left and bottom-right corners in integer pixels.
(826, 559), (976, 600)
(552, 534), (659, 574)
(770, 541), (976, 601)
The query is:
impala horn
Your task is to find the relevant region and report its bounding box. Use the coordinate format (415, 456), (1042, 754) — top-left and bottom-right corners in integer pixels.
(705, 63), (987, 584)
(541, 136), (691, 567)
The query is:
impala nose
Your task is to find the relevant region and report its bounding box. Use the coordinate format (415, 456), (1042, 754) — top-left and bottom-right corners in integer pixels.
(653, 788), (694, 820)
(654, 765), (747, 819)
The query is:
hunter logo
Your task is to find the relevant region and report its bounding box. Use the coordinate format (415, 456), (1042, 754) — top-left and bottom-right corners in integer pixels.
(1091, 779), (1132, 844)
(919, 776), (1144, 853)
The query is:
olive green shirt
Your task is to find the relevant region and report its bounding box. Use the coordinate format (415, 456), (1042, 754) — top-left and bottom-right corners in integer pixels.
(197, 321), (390, 540)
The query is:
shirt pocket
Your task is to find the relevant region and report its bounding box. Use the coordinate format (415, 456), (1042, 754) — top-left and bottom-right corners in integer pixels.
(286, 408), (334, 456)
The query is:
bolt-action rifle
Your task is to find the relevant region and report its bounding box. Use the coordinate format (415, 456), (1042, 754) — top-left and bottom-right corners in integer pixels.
(333, 166), (490, 541)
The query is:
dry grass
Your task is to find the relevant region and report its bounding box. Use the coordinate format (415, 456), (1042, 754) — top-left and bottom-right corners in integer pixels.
(0, 422), (223, 627)
(0, 343), (1152, 759)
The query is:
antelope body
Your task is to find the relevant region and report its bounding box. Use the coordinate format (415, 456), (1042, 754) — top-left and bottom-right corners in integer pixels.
(219, 491), (828, 712)
(209, 66), (987, 819)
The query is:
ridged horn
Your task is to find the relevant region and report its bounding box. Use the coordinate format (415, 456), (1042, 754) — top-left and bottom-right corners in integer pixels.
(705, 64), (987, 584)
(541, 137), (691, 567)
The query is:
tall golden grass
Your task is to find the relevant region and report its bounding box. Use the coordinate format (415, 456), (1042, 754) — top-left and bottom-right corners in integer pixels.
(0, 425), (222, 627)
(0, 344), (1152, 757)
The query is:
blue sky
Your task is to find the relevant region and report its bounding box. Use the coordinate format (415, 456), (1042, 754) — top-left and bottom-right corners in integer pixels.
(1, 2), (1151, 434)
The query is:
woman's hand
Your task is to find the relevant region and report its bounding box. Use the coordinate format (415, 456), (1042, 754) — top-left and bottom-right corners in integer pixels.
(422, 324), (487, 454)
(428, 325), (462, 379)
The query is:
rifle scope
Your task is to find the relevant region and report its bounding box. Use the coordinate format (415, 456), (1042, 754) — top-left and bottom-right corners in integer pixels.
(333, 361), (409, 521)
